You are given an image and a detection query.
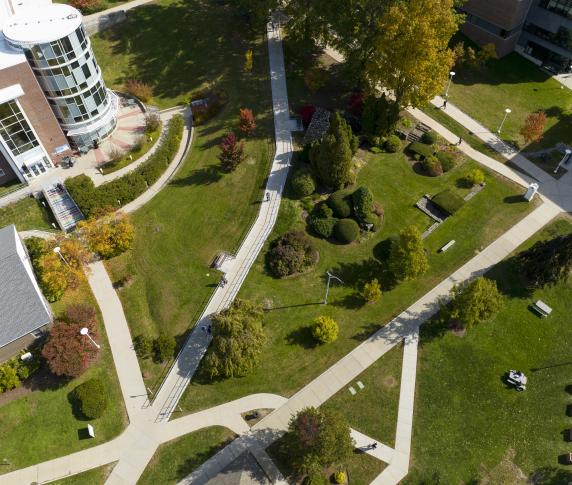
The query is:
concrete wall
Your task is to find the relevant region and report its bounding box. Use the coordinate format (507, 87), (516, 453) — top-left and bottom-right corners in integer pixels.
(0, 150), (18, 185)
(0, 324), (49, 364)
(0, 62), (71, 166)
(463, 0), (533, 30)
(83, 10), (127, 35)
(461, 23), (522, 57)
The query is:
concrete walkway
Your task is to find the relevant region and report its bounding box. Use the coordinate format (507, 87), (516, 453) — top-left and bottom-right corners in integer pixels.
(150, 19), (293, 423)
(83, 0), (154, 22)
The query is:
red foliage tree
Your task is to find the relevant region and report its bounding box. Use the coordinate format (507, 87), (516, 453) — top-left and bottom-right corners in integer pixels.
(218, 132), (245, 172)
(239, 108), (256, 135)
(299, 105), (316, 126)
(70, 0), (100, 13)
(42, 319), (99, 378)
(520, 111), (546, 144)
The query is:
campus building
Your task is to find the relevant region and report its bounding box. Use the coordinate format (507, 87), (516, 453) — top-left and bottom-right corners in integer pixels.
(0, 0), (117, 187)
(0, 224), (52, 363)
(460, 0), (572, 72)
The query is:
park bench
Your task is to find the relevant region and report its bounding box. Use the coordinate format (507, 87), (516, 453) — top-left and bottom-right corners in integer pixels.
(210, 252), (225, 269)
(532, 300), (552, 317)
(440, 240), (456, 253)
(567, 429), (572, 442)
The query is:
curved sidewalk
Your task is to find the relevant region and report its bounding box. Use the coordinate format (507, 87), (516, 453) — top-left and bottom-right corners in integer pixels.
(150, 20), (293, 423)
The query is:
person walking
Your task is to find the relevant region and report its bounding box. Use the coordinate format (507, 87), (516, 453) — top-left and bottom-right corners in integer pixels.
(266, 192), (271, 202)
(442, 98), (448, 109)
(457, 136), (463, 146)
(371, 442), (378, 450)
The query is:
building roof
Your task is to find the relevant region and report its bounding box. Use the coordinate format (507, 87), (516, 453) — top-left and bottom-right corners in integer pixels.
(3, 3), (82, 46)
(0, 224), (52, 349)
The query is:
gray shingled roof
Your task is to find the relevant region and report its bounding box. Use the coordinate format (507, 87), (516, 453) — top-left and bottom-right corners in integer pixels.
(0, 225), (52, 349)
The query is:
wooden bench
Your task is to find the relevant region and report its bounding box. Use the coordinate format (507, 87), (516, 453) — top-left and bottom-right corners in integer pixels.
(210, 252), (225, 269)
(532, 300), (552, 317)
(440, 240), (456, 253)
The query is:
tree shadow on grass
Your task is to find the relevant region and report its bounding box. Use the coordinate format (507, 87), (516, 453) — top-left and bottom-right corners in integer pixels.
(170, 165), (223, 186)
(486, 256), (533, 299)
(331, 292), (363, 310)
(286, 326), (317, 349)
(331, 255), (396, 295)
(176, 437), (236, 480)
(351, 322), (382, 342)
(67, 389), (90, 421)
(503, 195), (526, 204)
(530, 467), (572, 484)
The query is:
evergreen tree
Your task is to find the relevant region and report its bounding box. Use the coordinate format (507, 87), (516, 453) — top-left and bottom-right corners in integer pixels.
(310, 113), (356, 189)
(362, 93), (400, 138)
(389, 226), (429, 281)
(517, 233), (572, 288)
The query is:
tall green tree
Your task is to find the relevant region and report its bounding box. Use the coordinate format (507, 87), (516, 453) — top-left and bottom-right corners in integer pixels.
(284, 407), (354, 475)
(309, 113), (357, 189)
(362, 93), (400, 138)
(235, 0), (278, 25)
(446, 277), (503, 330)
(203, 299), (267, 379)
(366, 0), (460, 108)
(517, 233), (572, 288)
(389, 225), (429, 281)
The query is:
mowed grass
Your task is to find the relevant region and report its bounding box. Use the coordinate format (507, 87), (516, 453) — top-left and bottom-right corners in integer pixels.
(448, 53), (572, 150)
(322, 345), (403, 448)
(103, 0), (274, 386)
(138, 427), (236, 485)
(91, 0), (268, 110)
(51, 462), (116, 485)
(178, 149), (536, 414)
(0, 282), (127, 474)
(406, 217), (572, 483)
(0, 197), (55, 231)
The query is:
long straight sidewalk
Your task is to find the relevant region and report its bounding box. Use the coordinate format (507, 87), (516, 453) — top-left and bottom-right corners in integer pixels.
(151, 20), (293, 423)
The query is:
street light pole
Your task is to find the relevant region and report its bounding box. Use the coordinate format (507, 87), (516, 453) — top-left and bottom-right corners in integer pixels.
(444, 71), (455, 98)
(497, 108), (512, 134)
(323, 271), (344, 305)
(80, 327), (101, 349)
(53, 246), (71, 269)
(554, 149), (572, 174)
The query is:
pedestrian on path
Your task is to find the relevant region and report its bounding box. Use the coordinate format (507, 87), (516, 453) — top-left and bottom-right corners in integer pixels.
(442, 98), (448, 109)
(266, 192), (271, 202)
(207, 325), (212, 335)
(220, 277), (227, 288)
(371, 442), (378, 450)
(457, 136), (463, 146)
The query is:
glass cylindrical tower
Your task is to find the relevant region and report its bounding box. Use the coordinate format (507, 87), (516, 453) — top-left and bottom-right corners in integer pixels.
(3, 4), (118, 148)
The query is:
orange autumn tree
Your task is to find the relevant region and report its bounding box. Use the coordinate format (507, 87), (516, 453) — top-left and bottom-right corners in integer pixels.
(520, 111), (546, 144)
(239, 108), (256, 135)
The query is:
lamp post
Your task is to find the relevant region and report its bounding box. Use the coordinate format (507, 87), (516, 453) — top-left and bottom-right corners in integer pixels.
(53, 246), (71, 269)
(554, 149), (572, 174)
(497, 108), (512, 134)
(323, 271), (344, 305)
(444, 71), (455, 98)
(80, 327), (100, 349)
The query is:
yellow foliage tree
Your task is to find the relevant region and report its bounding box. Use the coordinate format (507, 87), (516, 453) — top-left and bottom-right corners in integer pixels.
(78, 212), (134, 259)
(244, 49), (253, 72)
(366, 0), (460, 108)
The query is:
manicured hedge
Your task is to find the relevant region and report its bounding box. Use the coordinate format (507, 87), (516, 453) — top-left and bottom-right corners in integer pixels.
(436, 151), (456, 172)
(66, 115), (184, 217)
(352, 186), (373, 220)
(432, 189), (465, 215)
(385, 134), (401, 153)
(407, 141), (435, 160)
(309, 216), (336, 238)
(334, 218), (360, 244)
(421, 130), (438, 145)
(74, 378), (108, 419)
(290, 168), (316, 198)
(327, 189), (353, 218)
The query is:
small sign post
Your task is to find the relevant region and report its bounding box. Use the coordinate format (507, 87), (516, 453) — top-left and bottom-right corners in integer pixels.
(87, 424), (95, 438)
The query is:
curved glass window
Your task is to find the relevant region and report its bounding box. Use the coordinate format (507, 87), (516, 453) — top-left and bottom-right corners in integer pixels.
(23, 26), (89, 69)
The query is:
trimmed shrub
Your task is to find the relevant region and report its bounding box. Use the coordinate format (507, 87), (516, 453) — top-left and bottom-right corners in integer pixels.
(125, 79), (153, 102)
(352, 186), (374, 220)
(154, 333), (176, 363)
(334, 219), (360, 244)
(66, 115), (184, 217)
(309, 216), (336, 239)
(304, 475), (329, 485)
(334, 471), (347, 484)
(465, 168), (485, 186)
(436, 151), (457, 172)
(267, 231), (317, 277)
(133, 334), (153, 359)
(0, 366), (19, 393)
(432, 189), (465, 215)
(421, 130), (438, 145)
(385, 135), (401, 153)
(314, 202), (333, 219)
(362, 279), (382, 304)
(422, 155), (443, 177)
(362, 212), (381, 232)
(74, 378), (108, 419)
(290, 169), (316, 198)
(327, 190), (353, 218)
(312, 316), (339, 344)
(407, 141), (434, 159)
(145, 113), (161, 133)
(370, 146), (383, 154)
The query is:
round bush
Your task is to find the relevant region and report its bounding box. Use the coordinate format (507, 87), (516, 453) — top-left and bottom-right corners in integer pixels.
(327, 190), (353, 218)
(422, 155), (443, 177)
(309, 216), (337, 238)
(74, 378), (108, 419)
(334, 471), (347, 484)
(421, 130), (438, 145)
(313, 202), (333, 219)
(267, 231), (317, 277)
(436, 151), (457, 172)
(334, 218), (360, 244)
(363, 212), (381, 232)
(312, 316), (339, 344)
(385, 135), (401, 153)
(465, 168), (485, 186)
(352, 186), (374, 220)
(290, 170), (316, 198)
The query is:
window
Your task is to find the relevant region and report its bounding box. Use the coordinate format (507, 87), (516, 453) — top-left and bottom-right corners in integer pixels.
(31, 329), (44, 339)
(541, 0), (572, 19)
(0, 101), (40, 156)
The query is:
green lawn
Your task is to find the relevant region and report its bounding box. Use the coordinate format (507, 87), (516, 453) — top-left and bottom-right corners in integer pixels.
(0, 179), (23, 198)
(0, 196), (56, 231)
(447, 53), (572, 151)
(103, 0), (274, 387)
(51, 462), (116, 485)
(406, 217), (572, 484)
(100, 126), (161, 174)
(0, 282), (127, 474)
(322, 345), (403, 448)
(177, 149), (536, 414)
(138, 427), (236, 485)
